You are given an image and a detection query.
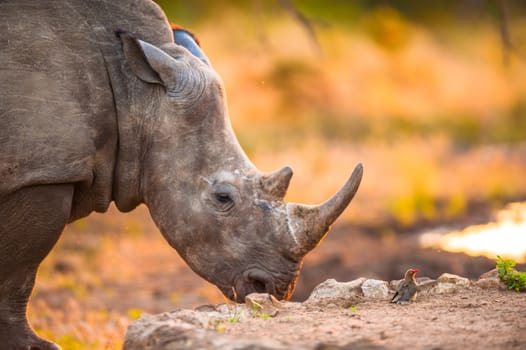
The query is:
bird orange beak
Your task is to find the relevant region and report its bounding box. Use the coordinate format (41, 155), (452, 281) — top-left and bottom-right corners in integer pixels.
(412, 268), (419, 273)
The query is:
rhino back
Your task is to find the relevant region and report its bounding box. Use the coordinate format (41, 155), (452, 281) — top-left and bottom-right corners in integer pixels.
(0, 0), (171, 220)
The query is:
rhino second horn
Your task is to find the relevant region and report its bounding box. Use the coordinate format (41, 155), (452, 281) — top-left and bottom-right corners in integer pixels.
(288, 163), (363, 256)
(260, 166), (293, 199)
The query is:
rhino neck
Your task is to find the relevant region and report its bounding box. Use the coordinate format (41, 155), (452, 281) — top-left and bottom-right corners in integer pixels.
(68, 0), (173, 213)
(111, 79), (167, 212)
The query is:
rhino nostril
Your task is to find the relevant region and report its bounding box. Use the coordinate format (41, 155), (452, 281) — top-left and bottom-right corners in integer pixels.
(246, 269), (275, 295)
(252, 278), (267, 293)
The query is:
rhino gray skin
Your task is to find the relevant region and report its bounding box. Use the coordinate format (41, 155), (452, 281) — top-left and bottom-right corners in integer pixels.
(0, 0), (362, 349)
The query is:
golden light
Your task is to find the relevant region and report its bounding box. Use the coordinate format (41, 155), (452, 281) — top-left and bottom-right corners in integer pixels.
(420, 202), (526, 263)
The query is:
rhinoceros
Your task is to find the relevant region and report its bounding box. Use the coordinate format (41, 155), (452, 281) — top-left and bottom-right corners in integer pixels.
(0, 0), (362, 349)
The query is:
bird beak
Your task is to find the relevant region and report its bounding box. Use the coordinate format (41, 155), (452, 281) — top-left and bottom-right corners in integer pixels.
(412, 269), (419, 273)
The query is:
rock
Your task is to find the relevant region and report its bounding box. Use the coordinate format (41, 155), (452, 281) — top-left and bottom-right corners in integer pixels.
(124, 313), (199, 350)
(416, 279), (437, 295)
(429, 282), (459, 294)
(478, 269), (498, 280)
(195, 304), (218, 312)
(123, 309), (304, 350)
(245, 293), (281, 317)
(168, 309), (217, 327)
(475, 277), (507, 290)
(475, 269), (507, 290)
(428, 273), (471, 294)
(306, 278), (365, 304)
(361, 279), (389, 299)
(416, 277), (435, 284)
(436, 273), (471, 286)
(388, 279), (401, 291)
(123, 272), (513, 349)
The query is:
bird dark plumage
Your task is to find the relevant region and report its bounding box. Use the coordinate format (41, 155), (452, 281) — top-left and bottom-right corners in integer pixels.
(391, 268), (419, 304)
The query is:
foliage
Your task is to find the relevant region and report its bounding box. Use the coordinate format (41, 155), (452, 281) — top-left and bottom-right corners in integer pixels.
(55, 334), (86, 350)
(496, 256), (526, 292)
(250, 300), (270, 320)
(227, 315), (241, 323)
(127, 308), (143, 321)
(226, 301), (241, 323)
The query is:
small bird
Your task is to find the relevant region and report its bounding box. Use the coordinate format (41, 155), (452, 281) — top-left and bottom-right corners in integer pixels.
(391, 268), (419, 304)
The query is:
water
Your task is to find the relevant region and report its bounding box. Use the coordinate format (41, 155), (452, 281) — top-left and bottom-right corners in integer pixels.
(420, 202), (526, 263)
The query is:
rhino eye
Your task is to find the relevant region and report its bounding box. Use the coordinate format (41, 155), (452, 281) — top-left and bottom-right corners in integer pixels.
(210, 183), (236, 212)
(213, 192), (234, 212)
(215, 192), (232, 204)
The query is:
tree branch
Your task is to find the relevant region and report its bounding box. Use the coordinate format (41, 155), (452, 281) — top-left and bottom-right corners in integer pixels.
(497, 0), (525, 64)
(278, 0), (323, 56)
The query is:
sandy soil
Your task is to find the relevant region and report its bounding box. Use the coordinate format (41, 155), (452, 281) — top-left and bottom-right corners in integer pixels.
(215, 287), (526, 349)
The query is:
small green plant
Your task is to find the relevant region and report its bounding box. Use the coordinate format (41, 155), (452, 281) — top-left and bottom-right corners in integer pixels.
(496, 256), (526, 292)
(348, 306), (357, 313)
(215, 321), (226, 333)
(226, 304), (241, 323)
(210, 319), (226, 333)
(226, 287), (242, 323)
(228, 314), (240, 323)
(249, 300), (272, 320)
(251, 300), (262, 318)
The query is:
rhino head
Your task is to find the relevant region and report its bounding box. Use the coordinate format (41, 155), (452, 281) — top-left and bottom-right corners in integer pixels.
(116, 31), (362, 302)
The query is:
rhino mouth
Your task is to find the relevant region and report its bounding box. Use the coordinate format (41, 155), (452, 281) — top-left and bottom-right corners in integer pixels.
(231, 268), (277, 302)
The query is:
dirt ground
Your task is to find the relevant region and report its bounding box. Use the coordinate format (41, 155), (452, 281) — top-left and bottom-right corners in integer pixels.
(212, 287), (526, 349)
(29, 204), (526, 349)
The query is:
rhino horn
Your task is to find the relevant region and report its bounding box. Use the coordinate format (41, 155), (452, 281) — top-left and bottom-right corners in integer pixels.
(288, 163), (363, 255)
(260, 166), (293, 199)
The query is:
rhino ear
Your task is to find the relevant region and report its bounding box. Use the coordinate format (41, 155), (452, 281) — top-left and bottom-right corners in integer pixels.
(118, 31), (174, 86)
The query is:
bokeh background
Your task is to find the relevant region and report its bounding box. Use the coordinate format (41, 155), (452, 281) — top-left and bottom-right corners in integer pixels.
(29, 1), (526, 348)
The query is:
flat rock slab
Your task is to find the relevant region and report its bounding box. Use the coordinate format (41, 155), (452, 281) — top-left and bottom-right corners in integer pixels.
(124, 275), (525, 350)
